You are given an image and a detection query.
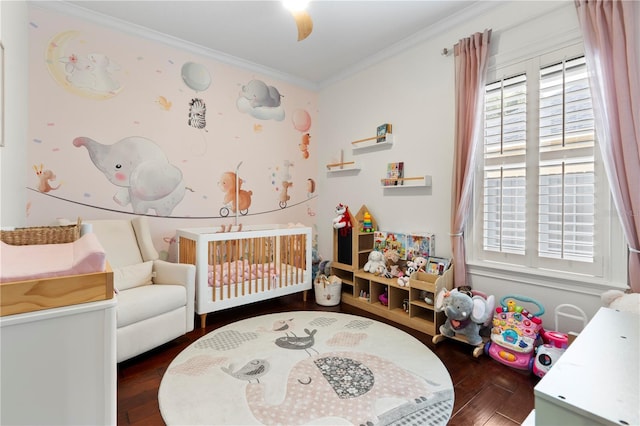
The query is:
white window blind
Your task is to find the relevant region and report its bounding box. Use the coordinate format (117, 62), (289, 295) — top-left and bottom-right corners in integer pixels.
(483, 74), (527, 254)
(538, 56), (595, 262)
(479, 54), (601, 275)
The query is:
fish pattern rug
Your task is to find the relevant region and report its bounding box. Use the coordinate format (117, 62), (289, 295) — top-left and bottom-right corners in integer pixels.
(159, 311), (454, 425)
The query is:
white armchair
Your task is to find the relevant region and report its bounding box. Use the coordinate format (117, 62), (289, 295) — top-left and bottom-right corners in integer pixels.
(87, 216), (195, 363)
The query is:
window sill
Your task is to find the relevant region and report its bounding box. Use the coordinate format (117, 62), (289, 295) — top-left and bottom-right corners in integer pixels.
(466, 260), (627, 296)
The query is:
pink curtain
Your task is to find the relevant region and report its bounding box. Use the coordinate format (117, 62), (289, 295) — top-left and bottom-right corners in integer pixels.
(451, 29), (492, 288)
(575, 0), (640, 292)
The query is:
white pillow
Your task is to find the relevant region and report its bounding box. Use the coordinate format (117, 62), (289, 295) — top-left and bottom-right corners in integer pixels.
(113, 261), (153, 291)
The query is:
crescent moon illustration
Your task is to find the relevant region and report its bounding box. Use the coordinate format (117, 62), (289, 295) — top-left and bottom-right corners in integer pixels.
(45, 30), (123, 100)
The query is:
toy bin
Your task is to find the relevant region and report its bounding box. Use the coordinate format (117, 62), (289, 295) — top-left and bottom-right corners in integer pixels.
(314, 275), (342, 306)
(485, 295), (545, 371)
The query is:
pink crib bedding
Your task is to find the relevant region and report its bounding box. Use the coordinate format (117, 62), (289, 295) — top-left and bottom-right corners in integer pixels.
(0, 233), (107, 283)
(207, 260), (280, 287)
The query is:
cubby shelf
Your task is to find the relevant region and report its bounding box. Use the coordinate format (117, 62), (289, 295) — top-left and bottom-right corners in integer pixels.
(380, 175), (432, 188)
(330, 204), (453, 337)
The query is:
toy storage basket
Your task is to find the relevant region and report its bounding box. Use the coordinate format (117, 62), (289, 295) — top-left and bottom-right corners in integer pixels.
(0, 218), (82, 246)
(486, 295), (545, 371)
(314, 274), (342, 306)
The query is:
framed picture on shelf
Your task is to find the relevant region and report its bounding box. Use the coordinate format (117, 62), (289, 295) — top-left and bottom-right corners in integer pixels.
(427, 256), (451, 275)
(376, 123), (392, 142)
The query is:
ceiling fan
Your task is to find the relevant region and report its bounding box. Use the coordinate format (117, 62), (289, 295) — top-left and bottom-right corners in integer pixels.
(283, 0), (313, 41)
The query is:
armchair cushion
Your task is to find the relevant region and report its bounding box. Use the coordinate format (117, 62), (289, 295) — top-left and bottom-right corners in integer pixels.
(116, 284), (187, 328)
(113, 261), (153, 291)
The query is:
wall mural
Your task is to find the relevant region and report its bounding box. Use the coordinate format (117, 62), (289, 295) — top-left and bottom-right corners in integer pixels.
(27, 6), (318, 231)
(73, 136), (189, 216)
(46, 30), (123, 99)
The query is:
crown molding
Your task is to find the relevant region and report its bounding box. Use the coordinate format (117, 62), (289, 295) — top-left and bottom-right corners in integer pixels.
(317, 1), (501, 89)
(30, 0), (321, 91)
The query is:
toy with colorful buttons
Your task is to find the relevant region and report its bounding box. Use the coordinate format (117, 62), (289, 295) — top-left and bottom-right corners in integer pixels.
(484, 295), (545, 371)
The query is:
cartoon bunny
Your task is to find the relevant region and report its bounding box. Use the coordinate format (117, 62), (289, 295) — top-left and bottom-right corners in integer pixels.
(33, 164), (61, 193)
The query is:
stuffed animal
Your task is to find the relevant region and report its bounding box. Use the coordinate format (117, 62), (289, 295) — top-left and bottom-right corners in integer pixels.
(363, 250), (386, 274)
(435, 288), (495, 346)
(383, 248), (401, 276)
(397, 260), (418, 287)
(332, 203), (352, 236)
(601, 289), (640, 314)
(413, 256), (428, 272)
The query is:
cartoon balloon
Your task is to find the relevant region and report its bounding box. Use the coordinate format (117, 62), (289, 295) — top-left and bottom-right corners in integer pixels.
(292, 109), (311, 132)
(181, 62), (211, 92)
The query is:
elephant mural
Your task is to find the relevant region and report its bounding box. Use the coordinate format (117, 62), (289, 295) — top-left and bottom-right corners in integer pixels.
(73, 136), (186, 216)
(240, 79), (283, 108)
(243, 351), (448, 425)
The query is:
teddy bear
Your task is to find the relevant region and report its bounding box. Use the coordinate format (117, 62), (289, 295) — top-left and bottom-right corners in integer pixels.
(332, 203), (352, 236)
(601, 289), (640, 314)
(218, 171), (253, 213)
(363, 250), (386, 275)
(434, 288), (495, 346)
(383, 248), (401, 278)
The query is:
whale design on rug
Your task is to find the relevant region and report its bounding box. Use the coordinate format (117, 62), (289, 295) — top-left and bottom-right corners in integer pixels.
(245, 350), (446, 425)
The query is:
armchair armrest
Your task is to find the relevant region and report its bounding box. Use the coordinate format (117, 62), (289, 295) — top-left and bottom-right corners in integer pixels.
(153, 260), (196, 332)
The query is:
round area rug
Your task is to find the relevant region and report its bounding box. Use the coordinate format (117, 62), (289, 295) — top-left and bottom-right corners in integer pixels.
(159, 311), (454, 425)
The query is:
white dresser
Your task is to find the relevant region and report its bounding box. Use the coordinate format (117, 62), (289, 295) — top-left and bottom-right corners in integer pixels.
(533, 307), (639, 425)
(0, 298), (117, 425)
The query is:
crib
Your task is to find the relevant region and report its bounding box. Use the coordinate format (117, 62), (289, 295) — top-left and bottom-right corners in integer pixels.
(176, 225), (312, 328)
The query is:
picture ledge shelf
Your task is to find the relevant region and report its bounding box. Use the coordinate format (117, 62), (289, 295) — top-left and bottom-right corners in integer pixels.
(326, 161), (361, 173)
(352, 133), (394, 152)
(380, 175), (432, 188)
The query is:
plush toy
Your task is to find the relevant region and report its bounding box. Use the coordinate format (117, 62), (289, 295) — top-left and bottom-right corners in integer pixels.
(435, 288), (495, 346)
(397, 260), (418, 287)
(332, 203), (352, 237)
(382, 248), (401, 277)
(413, 256), (428, 272)
(601, 289), (640, 314)
(363, 250), (386, 274)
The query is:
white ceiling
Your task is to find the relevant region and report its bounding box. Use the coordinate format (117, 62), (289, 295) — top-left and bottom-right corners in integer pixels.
(58, 1), (480, 89)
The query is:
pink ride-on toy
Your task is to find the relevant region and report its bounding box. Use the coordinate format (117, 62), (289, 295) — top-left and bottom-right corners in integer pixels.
(485, 295), (545, 371)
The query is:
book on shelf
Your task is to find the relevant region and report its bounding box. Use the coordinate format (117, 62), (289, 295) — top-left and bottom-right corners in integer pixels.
(384, 162), (404, 186)
(377, 123), (392, 142)
(426, 256), (452, 275)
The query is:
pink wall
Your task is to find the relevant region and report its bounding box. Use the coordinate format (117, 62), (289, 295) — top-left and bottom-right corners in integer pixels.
(27, 6), (318, 254)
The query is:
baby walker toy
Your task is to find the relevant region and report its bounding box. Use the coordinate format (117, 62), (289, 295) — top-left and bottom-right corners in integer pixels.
(532, 303), (588, 378)
(485, 295), (545, 371)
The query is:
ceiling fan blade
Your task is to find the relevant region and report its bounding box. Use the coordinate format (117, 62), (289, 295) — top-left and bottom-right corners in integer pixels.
(292, 11), (313, 41)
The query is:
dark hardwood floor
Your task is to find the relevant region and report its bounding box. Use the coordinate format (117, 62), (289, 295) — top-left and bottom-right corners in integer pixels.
(117, 293), (539, 425)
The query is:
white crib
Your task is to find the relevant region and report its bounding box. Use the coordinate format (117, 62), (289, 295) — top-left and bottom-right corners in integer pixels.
(176, 225), (312, 328)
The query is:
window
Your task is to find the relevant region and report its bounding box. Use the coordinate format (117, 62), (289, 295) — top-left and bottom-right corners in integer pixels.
(473, 47), (608, 278)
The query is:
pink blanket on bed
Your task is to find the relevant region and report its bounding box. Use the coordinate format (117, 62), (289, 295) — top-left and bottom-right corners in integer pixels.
(207, 261), (279, 287)
(0, 233), (107, 283)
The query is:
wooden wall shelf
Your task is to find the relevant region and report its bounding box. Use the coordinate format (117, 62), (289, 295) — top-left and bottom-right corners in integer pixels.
(352, 134), (394, 152)
(380, 175), (432, 188)
(326, 161), (361, 173)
